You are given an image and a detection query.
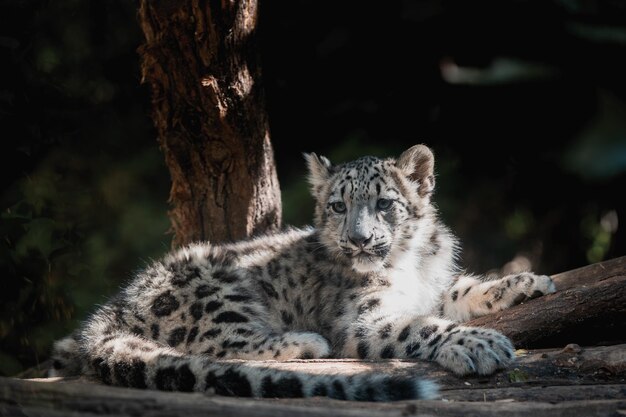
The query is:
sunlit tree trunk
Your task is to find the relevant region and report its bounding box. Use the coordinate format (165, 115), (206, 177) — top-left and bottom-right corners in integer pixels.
(137, 0), (281, 247)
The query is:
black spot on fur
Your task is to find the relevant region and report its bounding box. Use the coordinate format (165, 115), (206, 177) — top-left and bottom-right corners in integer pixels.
(205, 371), (217, 389)
(428, 232), (441, 255)
(92, 357), (111, 384)
(313, 383), (328, 397)
(294, 298), (303, 315)
(113, 360), (147, 389)
(355, 385), (378, 401)
(463, 286), (472, 296)
(354, 326), (367, 339)
(397, 325), (411, 342)
(259, 281), (279, 299)
(299, 351), (314, 359)
(445, 323), (457, 332)
(380, 344), (395, 359)
(357, 341), (369, 359)
(151, 291), (180, 317)
(216, 350), (227, 358)
(379, 323), (392, 339)
(195, 285), (218, 299)
(261, 376), (304, 398)
(419, 325), (437, 339)
(485, 301), (493, 309)
(186, 326), (199, 344)
(190, 302), (204, 321)
(451, 290), (458, 301)
(155, 364), (195, 391)
(222, 340), (248, 349)
(530, 290), (543, 299)
(128, 360), (147, 388)
(151, 324), (160, 340)
(155, 367), (177, 390)
(205, 300), (223, 313)
(235, 328), (253, 336)
(213, 270), (238, 283)
(331, 380), (347, 400)
(213, 311), (249, 323)
(267, 259), (281, 279)
(213, 369), (252, 396)
(171, 266), (197, 287)
(168, 327), (187, 347)
(281, 310), (294, 326)
(131, 326), (144, 336)
(225, 294), (251, 302)
(385, 377), (416, 400)
(358, 298), (381, 315)
(428, 334), (442, 347)
(202, 328), (222, 339)
(405, 342), (421, 357)
(177, 364), (196, 391)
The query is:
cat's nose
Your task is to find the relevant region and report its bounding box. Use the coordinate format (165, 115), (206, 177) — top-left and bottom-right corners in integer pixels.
(348, 233), (373, 249)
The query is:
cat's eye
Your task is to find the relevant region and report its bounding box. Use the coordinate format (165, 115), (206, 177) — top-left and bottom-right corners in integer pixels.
(330, 202), (346, 213)
(376, 198), (393, 210)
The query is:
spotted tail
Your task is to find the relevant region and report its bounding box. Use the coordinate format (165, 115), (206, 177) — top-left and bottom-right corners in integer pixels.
(50, 333), (437, 401)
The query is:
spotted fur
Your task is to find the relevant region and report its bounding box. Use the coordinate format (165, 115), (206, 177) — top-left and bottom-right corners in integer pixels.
(50, 145), (554, 401)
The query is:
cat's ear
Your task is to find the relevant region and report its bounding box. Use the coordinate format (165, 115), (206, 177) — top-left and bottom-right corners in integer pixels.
(303, 152), (332, 193)
(396, 144), (435, 197)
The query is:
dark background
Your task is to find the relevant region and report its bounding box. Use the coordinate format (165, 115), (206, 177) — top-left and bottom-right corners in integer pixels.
(1, 0), (624, 375)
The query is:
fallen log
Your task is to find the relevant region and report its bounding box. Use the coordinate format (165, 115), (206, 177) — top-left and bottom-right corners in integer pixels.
(2, 344), (624, 417)
(467, 257), (626, 348)
(551, 255), (626, 291)
(219, 344), (626, 391)
(441, 384), (626, 402)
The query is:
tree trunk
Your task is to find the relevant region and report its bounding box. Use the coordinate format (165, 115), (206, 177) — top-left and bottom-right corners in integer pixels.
(137, 0), (281, 247)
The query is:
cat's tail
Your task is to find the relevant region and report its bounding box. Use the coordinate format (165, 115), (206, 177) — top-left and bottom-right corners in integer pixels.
(49, 334), (83, 377)
(50, 330), (438, 401)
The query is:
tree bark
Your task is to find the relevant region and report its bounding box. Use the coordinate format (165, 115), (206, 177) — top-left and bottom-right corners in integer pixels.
(466, 256), (626, 348)
(137, 0), (281, 247)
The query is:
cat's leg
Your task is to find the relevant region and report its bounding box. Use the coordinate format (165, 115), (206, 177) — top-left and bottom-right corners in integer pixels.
(337, 305), (514, 376)
(443, 272), (556, 322)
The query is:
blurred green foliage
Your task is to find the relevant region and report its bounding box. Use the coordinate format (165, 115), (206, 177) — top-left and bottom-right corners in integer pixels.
(0, 0), (171, 375)
(1, 0), (625, 376)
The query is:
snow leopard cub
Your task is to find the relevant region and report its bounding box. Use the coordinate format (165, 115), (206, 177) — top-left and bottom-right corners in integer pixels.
(50, 145), (555, 401)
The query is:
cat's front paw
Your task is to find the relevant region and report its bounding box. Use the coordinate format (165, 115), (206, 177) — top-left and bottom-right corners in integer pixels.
(509, 272), (556, 305)
(434, 327), (514, 376)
